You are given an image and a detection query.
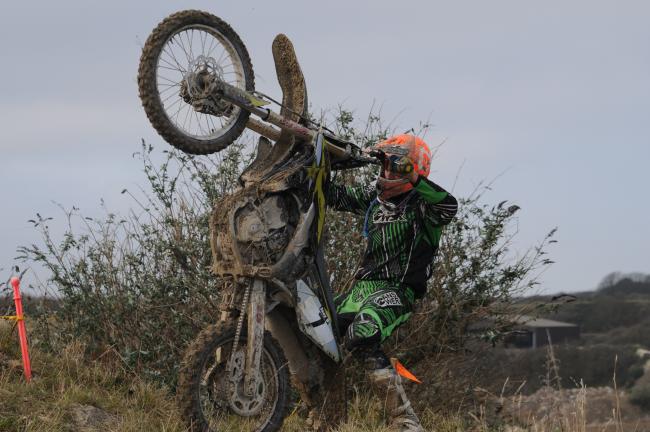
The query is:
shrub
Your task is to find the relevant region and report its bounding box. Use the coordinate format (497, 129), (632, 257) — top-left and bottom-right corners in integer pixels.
(17, 140), (251, 385)
(630, 384), (650, 411)
(17, 108), (555, 402)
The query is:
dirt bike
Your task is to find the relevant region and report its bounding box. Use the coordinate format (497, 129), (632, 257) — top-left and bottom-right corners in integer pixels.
(138, 10), (382, 432)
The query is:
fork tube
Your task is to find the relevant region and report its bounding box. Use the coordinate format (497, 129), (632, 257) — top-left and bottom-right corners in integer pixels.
(246, 118), (281, 142)
(245, 278), (266, 396)
(213, 80), (352, 158)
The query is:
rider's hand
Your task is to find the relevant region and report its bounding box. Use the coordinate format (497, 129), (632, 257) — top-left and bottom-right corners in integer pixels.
(366, 146), (419, 183)
(362, 146), (383, 159)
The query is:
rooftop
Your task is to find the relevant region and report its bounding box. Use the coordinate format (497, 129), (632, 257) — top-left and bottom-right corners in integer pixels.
(516, 315), (577, 328)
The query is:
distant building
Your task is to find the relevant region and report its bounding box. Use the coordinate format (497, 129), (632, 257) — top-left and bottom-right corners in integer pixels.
(505, 315), (580, 348)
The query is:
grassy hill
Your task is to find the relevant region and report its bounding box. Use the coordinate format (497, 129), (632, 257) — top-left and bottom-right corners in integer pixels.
(0, 321), (185, 431)
(1, 320), (469, 432)
(3, 277), (650, 431)
(481, 279), (650, 394)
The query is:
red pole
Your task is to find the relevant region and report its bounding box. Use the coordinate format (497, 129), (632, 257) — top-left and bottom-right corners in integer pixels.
(10, 277), (32, 382)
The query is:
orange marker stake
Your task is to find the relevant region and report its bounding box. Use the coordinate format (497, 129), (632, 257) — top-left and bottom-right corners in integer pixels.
(10, 277), (32, 382)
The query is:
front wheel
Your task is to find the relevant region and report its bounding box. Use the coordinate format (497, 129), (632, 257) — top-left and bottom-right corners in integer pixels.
(177, 322), (291, 432)
(138, 10), (255, 154)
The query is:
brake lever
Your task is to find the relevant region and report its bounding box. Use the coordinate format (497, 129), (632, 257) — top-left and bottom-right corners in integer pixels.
(348, 147), (383, 166)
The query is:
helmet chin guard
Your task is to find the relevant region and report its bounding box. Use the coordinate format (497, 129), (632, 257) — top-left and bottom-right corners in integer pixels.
(376, 176), (413, 200)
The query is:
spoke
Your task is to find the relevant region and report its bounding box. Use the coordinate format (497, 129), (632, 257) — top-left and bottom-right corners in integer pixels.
(187, 30), (196, 63)
(194, 111), (206, 135)
(215, 47), (227, 67)
(163, 99), (184, 115)
(173, 33), (192, 66)
(158, 57), (184, 76)
(186, 107), (194, 134)
(207, 113), (218, 134)
(157, 74), (180, 85)
(200, 29), (207, 55)
(182, 103), (192, 130)
(172, 99), (186, 125)
(187, 29), (196, 60)
(158, 87), (178, 102)
(175, 32), (191, 65)
(157, 63), (185, 73)
(206, 35), (218, 58)
(157, 72), (180, 83)
(187, 29), (195, 64)
(161, 90), (181, 105)
(161, 45), (187, 73)
(158, 82), (181, 89)
(159, 87), (181, 99)
(204, 115), (215, 137)
(172, 103), (184, 126)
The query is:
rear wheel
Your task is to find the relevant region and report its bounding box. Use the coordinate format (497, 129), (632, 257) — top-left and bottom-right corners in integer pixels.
(138, 10), (254, 154)
(177, 322), (291, 432)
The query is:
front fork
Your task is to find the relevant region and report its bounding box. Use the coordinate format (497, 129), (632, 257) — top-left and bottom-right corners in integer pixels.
(222, 278), (266, 396)
(244, 278), (266, 396)
(194, 74), (352, 160)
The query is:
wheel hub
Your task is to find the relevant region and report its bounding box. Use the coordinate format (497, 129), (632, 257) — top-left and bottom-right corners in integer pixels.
(181, 55), (233, 116)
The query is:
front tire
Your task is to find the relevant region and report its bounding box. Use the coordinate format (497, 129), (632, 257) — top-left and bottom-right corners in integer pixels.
(177, 322), (291, 432)
(138, 10), (255, 154)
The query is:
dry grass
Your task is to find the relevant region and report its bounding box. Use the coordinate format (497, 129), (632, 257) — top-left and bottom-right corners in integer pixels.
(0, 318), (469, 432)
(0, 321), (185, 432)
(4, 321), (648, 431)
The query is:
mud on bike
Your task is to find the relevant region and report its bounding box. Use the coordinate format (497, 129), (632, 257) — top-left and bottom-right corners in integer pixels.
(138, 9), (386, 432)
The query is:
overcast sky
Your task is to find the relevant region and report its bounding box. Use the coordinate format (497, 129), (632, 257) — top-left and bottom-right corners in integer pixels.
(1, 1), (648, 294)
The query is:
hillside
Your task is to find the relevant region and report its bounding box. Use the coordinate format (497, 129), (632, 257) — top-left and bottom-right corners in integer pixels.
(4, 277), (650, 431)
(0, 321), (465, 431)
(475, 278), (650, 396)
(0, 321), (185, 431)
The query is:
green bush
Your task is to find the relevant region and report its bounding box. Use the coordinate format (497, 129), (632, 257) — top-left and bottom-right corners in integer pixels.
(17, 109), (555, 403)
(17, 141), (250, 385)
(630, 384), (650, 411)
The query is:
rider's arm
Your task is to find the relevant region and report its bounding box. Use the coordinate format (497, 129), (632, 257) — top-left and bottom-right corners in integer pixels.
(412, 176), (458, 226)
(326, 183), (375, 216)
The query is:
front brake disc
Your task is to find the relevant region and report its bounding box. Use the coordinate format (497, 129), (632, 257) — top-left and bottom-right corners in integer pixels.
(227, 349), (266, 416)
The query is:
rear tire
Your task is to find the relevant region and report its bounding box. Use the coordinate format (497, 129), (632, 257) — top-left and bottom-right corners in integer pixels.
(138, 10), (255, 154)
(177, 322), (291, 432)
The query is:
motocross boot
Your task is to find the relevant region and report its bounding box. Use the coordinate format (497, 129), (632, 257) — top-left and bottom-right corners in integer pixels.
(369, 366), (425, 432)
(305, 408), (324, 432)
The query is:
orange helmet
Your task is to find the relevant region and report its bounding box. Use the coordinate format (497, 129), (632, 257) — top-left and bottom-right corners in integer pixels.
(375, 134), (431, 177)
(374, 134), (431, 199)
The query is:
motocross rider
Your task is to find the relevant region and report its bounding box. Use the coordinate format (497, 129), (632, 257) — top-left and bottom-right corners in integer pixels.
(326, 134), (458, 432)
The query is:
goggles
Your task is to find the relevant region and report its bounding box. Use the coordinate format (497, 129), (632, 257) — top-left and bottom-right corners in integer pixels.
(382, 154), (414, 175)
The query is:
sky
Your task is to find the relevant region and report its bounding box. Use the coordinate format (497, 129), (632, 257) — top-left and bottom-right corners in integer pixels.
(1, 1), (649, 294)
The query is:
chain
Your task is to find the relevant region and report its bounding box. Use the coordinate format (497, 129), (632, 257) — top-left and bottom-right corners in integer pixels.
(227, 281), (251, 373)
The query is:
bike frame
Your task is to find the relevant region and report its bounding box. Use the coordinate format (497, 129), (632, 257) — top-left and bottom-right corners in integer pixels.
(237, 129), (344, 392)
(188, 71), (382, 405)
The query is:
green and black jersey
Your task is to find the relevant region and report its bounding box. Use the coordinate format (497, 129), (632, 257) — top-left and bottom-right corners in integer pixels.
(326, 177), (457, 298)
